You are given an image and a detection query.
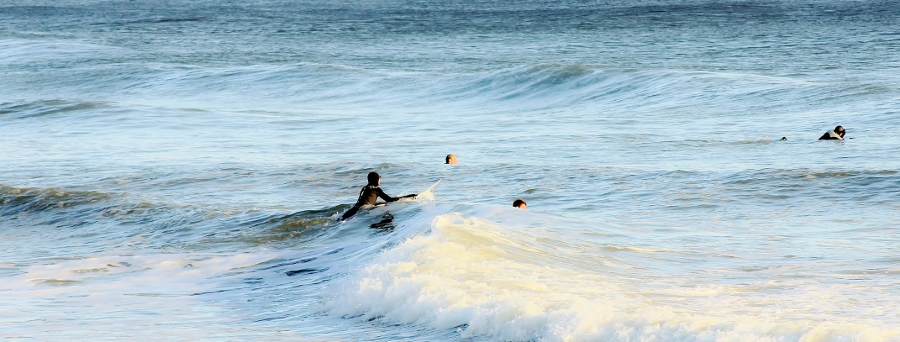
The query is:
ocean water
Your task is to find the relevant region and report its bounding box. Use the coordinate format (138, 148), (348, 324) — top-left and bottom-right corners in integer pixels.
(2, 0), (900, 340)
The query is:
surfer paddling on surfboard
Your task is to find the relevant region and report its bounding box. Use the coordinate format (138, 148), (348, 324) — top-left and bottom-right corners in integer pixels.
(818, 125), (846, 140)
(341, 172), (416, 221)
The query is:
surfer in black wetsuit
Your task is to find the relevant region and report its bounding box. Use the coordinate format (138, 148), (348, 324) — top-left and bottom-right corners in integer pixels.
(819, 125), (846, 140)
(340, 172), (416, 221)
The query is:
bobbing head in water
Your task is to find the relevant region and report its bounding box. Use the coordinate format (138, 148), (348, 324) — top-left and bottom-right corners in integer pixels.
(834, 125), (846, 138)
(513, 199), (526, 209)
(445, 154), (457, 164)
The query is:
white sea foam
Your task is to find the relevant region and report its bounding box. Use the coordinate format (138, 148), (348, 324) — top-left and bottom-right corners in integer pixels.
(326, 213), (900, 341)
(0, 252), (280, 339)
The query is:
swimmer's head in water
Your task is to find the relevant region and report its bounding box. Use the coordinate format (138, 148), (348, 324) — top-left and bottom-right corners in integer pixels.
(445, 154), (457, 164)
(367, 171), (380, 185)
(513, 199), (526, 209)
(834, 125), (845, 138)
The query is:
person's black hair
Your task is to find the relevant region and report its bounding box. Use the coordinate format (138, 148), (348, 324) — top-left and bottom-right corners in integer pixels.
(513, 199), (526, 208)
(367, 172), (380, 185)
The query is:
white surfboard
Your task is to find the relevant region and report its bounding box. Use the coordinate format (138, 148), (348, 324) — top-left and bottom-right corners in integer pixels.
(413, 178), (442, 200)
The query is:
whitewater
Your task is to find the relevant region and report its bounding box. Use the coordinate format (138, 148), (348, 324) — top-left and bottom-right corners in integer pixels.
(2, 0), (899, 341)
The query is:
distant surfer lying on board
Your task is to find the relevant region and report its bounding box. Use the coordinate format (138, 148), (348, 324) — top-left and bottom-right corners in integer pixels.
(818, 125), (846, 140)
(341, 172), (416, 221)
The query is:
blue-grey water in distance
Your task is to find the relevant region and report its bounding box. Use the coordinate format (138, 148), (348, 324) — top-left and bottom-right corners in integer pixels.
(2, 1), (899, 341)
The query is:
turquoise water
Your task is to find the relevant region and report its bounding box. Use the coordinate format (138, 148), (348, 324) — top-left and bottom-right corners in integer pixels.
(2, 1), (900, 340)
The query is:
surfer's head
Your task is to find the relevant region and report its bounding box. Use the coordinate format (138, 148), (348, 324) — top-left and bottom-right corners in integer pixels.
(834, 125), (845, 138)
(367, 171), (380, 186)
(445, 154), (457, 165)
(513, 199), (526, 209)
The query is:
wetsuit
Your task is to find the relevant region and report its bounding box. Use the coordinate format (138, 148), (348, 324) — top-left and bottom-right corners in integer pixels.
(819, 130), (843, 140)
(341, 184), (403, 221)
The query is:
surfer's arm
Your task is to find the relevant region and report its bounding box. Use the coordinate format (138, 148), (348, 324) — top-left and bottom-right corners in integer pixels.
(341, 206), (361, 221)
(377, 188), (400, 203)
(375, 188), (417, 203)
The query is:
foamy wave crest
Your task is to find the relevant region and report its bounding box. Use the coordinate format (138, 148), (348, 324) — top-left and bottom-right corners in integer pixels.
(326, 213), (899, 341)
